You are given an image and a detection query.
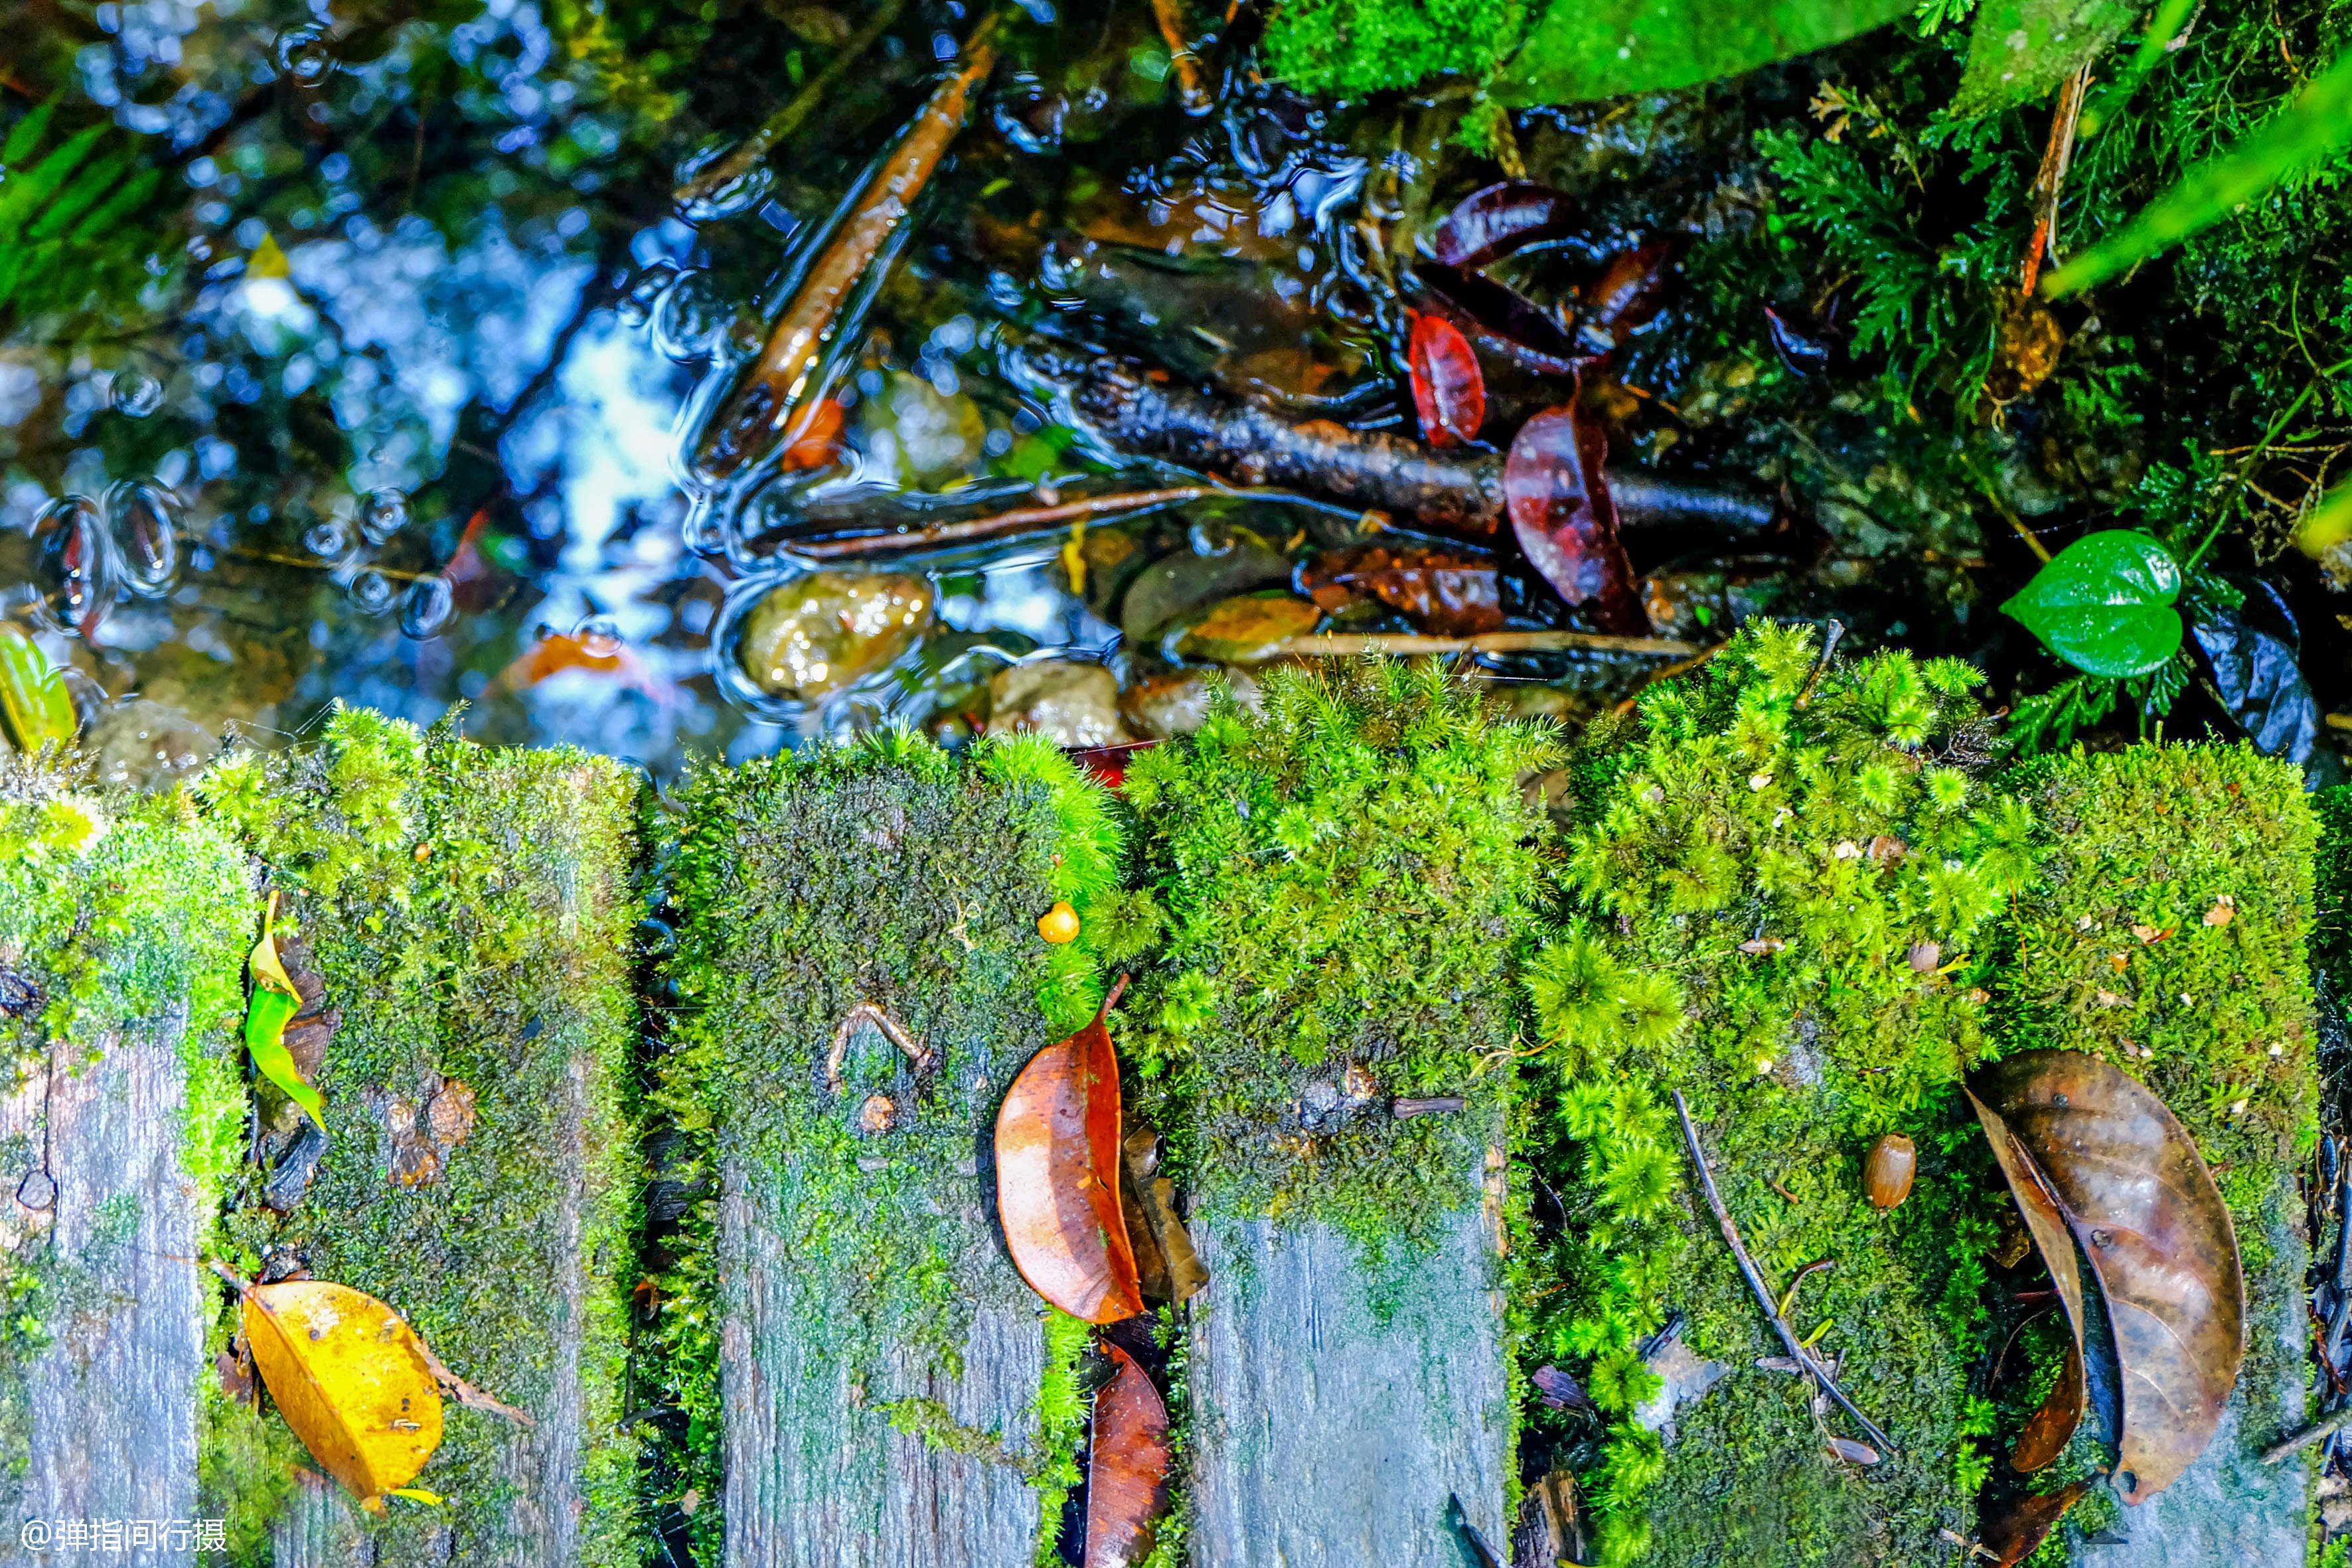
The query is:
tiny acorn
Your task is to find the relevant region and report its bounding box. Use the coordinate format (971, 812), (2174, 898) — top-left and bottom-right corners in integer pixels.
(1863, 1133), (1916, 1210)
(1037, 900), (1080, 944)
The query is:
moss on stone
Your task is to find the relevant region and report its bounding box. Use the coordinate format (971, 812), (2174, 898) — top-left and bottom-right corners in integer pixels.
(195, 706), (643, 1565)
(645, 728), (1125, 1563)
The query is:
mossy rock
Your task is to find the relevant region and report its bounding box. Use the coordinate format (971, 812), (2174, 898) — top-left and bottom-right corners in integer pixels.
(1121, 661), (1558, 1566)
(195, 708), (643, 1567)
(0, 761), (254, 1549)
(649, 731), (1138, 1568)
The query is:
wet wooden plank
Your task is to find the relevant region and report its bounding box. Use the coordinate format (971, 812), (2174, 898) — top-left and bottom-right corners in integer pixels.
(0, 1016), (207, 1561)
(1186, 1182), (1512, 1568)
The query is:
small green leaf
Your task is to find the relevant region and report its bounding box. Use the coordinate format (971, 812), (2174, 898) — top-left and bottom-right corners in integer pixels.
(0, 623), (79, 750)
(2045, 46), (2352, 297)
(246, 985), (326, 1128)
(2001, 530), (2183, 677)
(1495, 0), (1915, 105)
(2295, 479), (2352, 560)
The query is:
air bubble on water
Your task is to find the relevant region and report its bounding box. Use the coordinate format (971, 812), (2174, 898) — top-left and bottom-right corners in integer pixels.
(275, 27), (334, 83)
(303, 519), (353, 560)
(574, 615), (624, 657)
(358, 487), (410, 544)
(31, 495), (120, 638)
(351, 570), (395, 613)
(400, 576), (455, 639)
(103, 480), (180, 596)
(109, 366), (164, 418)
(1188, 519), (1236, 558)
(617, 264), (678, 329)
(654, 270), (733, 362)
(674, 142), (776, 222)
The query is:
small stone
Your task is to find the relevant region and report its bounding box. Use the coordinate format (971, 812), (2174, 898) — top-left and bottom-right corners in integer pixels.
(1749, 772), (1772, 791)
(1342, 1062), (1378, 1101)
(1907, 941), (1941, 973)
(1175, 593), (1323, 663)
(82, 699), (216, 792)
(858, 1093), (898, 1136)
(1119, 667), (1262, 740)
(860, 372), (988, 488)
(988, 661), (1131, 747)
(738, 570), (933, 702)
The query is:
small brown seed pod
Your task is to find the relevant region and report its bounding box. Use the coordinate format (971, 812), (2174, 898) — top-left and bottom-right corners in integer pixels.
(1863, 1133), (1916, 1210)
(858, 1093), (898, 1137)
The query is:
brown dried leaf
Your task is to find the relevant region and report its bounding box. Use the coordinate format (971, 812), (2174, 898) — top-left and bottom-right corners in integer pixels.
(1968, 1051), (2245, 1504)
(994, 980), (1144, 1324)
(1300, 545), (1505, 637)
(1979, 1480), (2088, 1567)
(1083, 1341), (1172, 1568)
(1119, 1127), (1207, 1305)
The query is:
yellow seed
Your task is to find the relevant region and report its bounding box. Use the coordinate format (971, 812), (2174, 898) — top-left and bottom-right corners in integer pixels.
(1037, 901), (1080, 944)
(1863, 1133), (1916, 1210)
(414, 843), (432, 862)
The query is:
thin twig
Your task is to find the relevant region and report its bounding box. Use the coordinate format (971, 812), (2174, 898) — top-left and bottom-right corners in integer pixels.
(675, 0), (911, 209)
(2262, 1401), (2352, 1464)
(2019, 66), (2093, 297)
(1275, 631), (1703, 660)
(418, 1338), (536, 1427)
(1794, 619), (1845, 709)
(788, 486), (1226, 558)
(1148, 0), (1215, 115)
(826, 1000), (937, 1092)
(1672, 1089), (1899, 1456)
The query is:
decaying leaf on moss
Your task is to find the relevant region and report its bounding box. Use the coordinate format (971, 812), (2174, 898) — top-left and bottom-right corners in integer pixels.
(1966, 1050), (2244, 1504)
(996, 973), (1145, 1324)
(1083, 1340), (1172, 1567)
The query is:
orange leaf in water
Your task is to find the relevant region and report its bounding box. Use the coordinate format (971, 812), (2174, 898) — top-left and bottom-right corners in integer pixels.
(501, 631), (654, 693)
(1966, 1050), (2244, 1504)
(994, 977), (1143, 1324)
(1084, 1341), (1171, 1568)
(779, 396), (846, 472)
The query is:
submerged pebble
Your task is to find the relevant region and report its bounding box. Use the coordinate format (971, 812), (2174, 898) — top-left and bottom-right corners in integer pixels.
(738, 570), (933, 702)
(987, 660), (1130, 746)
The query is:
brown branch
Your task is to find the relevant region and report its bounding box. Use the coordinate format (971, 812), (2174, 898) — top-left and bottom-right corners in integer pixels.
(826, 1000), (937, 1093)
(788, 486), (1226, 558)
(1149, 0), (1216, 115)
(1276, 631), (1703, 660)
(418, 1338), (536, 1428)
(1672, 1090), (1899, 1456)
(2019, 66), (2093, 298)
(676, 0), (911, 209)
(696, 15), (1002, 482)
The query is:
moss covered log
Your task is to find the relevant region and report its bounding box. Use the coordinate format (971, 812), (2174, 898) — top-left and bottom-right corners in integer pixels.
(195, 708), (642, 1567)
(0, 761), (253, 1548)
(649, 731), (1143, 1568)
(1121, 661), (1558, 1567)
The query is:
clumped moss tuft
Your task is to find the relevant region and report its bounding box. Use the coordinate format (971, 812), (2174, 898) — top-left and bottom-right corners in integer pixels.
(1123, 658), (1558, 1252)
(195, 706), (643, 1565)
(645, 728), (1126, 1564)
(1524, 624), (2031, 1566)
(1257, 0), (1529, 98)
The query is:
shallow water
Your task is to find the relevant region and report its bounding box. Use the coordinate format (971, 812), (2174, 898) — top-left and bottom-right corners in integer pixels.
(0, 0), (1812, 781)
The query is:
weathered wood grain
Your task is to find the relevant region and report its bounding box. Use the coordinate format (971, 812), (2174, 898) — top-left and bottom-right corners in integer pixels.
(1186, 1180), (1512, 1568)
(0, 1016), (205, 1568)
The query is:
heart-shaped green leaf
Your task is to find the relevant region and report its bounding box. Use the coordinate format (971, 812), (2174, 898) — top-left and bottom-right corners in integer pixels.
(2001, 530), (2183, 678)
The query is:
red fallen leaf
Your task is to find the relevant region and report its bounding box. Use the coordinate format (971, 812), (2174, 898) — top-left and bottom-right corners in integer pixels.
(1431, 181), (1578, 270)
(1504, 401), (1644, 635)
(1065, 740), (1163, 790)
(994, 975), (1144, 1324)
(1979, 1481), (2088, 1567)
(1084, 1341), (1171, 1568)
(1415, 263), (1582, 378)
(1576, 240), (1680, 356)
(1300, 544), (1504, 637)
(1407, 312), (1485, 448)
(778, 396), (846, 473)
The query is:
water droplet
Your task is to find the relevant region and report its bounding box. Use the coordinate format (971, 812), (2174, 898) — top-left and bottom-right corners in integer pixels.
(574, 615), (623, 657)
(400, 576), (455, 639)
(358, 487), (410, 545)
(275, 26), (334, 83)
(674, 141), (777, 222)
(1188, 519), (1236, 558)
(617, 264), (678, 329)
(351, 570), (394, 613)
(102, 480), (179, 596)
(31, 495), (119, 638)
(654, 270), (733, 362)
(110, 366), (164, 418)
(303, 520), (353, 560)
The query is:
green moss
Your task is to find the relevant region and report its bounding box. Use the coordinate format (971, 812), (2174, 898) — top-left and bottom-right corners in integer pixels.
(195, 706), (643, 1565)
(647, 728), (1121, 1563)
(1123, 659), (1557, 1250)
(1527, 624), (2029, 1565)
(1257, 0), (1530, 96)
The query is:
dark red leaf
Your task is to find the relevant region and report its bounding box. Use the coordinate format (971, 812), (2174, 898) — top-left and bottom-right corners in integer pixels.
(1415, 263), (1583, 378)
(1980, 1481), (2088, 1567)
(1504, 402), (1644, 635)
(1431, 181), (1578, 269)
(1575, 240), (1680, 356)
(1083, 1342), (1171, 1568)
(1407, 313), (1486, 447)
(1300, 544), (1504, 637)
(1065, 740), (1163, 790)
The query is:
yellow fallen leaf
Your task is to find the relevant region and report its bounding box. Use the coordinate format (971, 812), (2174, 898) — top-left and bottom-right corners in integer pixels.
(241, 1279), (443, 1514)
(249, 888), (299, 998)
